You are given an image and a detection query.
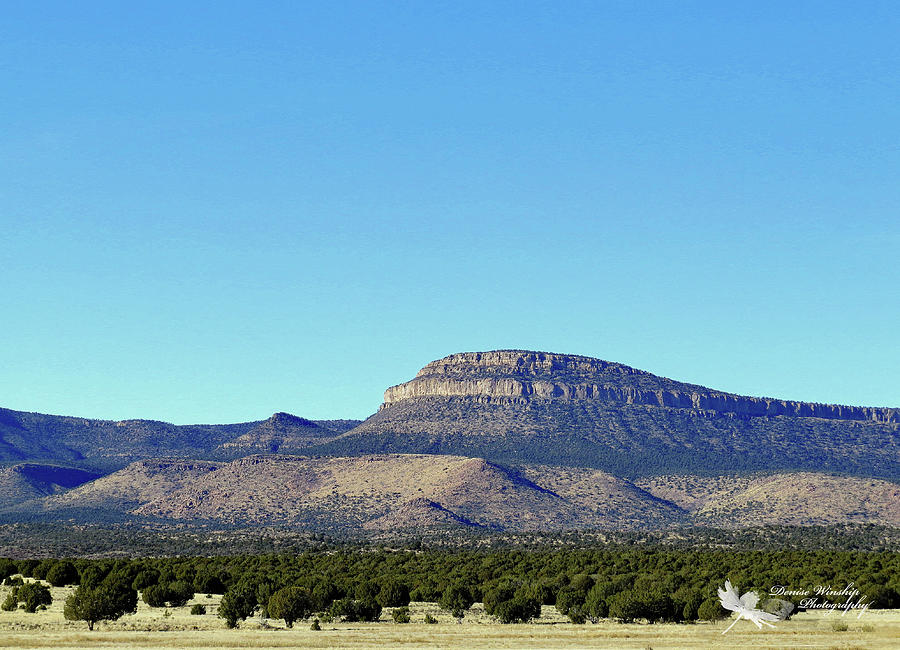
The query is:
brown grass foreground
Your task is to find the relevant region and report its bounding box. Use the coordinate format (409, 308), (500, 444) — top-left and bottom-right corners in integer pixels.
(0, 586), (896, 649)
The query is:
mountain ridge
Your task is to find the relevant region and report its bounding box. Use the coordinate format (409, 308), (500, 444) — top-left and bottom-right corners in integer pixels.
(4, 349), (896, 479)
(318, 350), (898, 480)
(0, 407), (361, 470)
(383, 350), (899, 423)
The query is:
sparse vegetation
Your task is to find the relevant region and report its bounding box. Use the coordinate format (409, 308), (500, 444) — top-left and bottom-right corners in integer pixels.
(0, 546), (895, 627)
(1, 581), (52, 613)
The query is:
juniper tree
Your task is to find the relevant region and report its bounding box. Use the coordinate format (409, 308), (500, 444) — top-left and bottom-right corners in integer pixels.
(64, 581), (137, 630)
(267, 586), (313, 627)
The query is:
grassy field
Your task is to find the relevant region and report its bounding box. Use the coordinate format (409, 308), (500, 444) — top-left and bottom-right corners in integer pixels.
(1, 584), (896, 649)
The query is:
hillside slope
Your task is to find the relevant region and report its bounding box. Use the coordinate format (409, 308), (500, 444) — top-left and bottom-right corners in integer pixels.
(6, 459), (222, 520)
(7, 454), (680, 531)
(131, 454), (684, 530)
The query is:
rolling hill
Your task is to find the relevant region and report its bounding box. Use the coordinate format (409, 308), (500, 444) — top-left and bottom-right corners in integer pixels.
(4, 454), (897, 532)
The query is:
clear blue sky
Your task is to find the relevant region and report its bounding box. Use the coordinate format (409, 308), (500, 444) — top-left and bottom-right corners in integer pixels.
(3, 2), (898, 424)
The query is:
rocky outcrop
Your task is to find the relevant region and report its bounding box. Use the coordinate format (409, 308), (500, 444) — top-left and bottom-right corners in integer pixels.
(382, 351), (899, 424)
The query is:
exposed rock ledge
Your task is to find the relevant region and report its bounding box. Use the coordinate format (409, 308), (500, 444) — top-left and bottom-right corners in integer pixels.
(382, 351), (899, 424)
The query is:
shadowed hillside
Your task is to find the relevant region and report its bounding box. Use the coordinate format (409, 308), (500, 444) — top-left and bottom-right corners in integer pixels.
(0, 464), (100, 509)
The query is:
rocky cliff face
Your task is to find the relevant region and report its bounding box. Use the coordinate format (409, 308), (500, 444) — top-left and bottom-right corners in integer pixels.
(382, 351), (899, 424)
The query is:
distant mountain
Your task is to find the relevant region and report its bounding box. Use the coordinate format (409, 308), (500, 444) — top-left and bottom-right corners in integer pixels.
(312, 350), (899, 479)
(222, 412), (356, 454)
(2, 349), (897, 536)
(0, 407), (360, 470)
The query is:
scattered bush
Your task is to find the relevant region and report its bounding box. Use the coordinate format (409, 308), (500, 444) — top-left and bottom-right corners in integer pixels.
(439, 583), (475, 620)
(1, 590), (18, 611)
(424, 613), (438, 624)
(190, 604), (206, 615)
(46, 561), (79, 587)
(18, 582), (53, 613)
(391, 606), (410, 623)
(1, 583), (53, 613)
(328, 597), (382, 622)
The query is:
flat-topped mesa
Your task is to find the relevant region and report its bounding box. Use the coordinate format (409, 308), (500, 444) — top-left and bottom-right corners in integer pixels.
(382, 350), (900, 424)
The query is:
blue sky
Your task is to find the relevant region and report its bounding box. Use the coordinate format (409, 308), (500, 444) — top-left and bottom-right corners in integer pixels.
(3, 2), (898, 423)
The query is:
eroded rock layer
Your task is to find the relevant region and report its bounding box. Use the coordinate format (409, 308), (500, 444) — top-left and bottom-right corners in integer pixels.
(383, 351), (898, 423)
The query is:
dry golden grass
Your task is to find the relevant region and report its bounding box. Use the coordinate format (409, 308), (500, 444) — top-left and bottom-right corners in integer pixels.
(0, 585), (897, 649)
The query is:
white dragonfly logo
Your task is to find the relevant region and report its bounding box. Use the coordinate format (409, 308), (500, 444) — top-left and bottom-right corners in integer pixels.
(717, 580), (785, 634)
